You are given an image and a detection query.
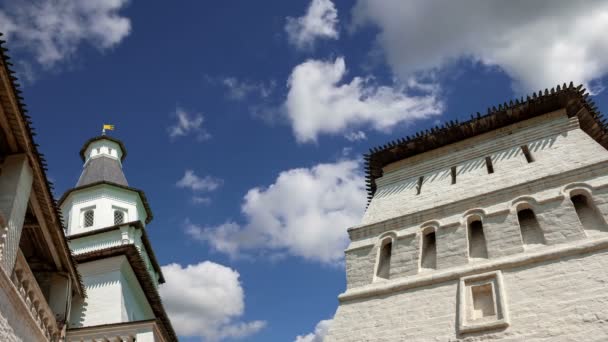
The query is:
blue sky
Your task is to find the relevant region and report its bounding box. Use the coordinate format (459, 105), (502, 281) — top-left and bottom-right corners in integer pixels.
(2, 1), (608, 341)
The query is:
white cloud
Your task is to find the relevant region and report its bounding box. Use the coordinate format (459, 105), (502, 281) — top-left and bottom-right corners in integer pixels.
(344, 131), (367, 142)
(176, 170), (222, 192)
(352, 0), (608, 92)
(294, 319), (333, 342)
(159, 262), (266, 341)
(285, 57), (442, 143)
(221, 77), (275, 100)
(192, 196), (212, 205)
(0, 0), (131, 67)
(168, 108), (211, 141)
(186, 160), (366, 265)
(285, 0), (339, 49)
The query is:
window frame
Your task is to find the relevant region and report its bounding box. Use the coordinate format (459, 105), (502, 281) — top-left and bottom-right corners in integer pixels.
(458, 270), (509, 334)
(82, 208), (95, 228)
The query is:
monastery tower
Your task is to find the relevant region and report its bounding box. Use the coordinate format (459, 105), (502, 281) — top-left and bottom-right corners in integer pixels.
(326, 84), (608, 341)
(59, 135), (176, 341)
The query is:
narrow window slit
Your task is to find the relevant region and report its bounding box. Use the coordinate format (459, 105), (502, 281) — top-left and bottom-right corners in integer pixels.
(485, 157), (494, 174)
(451, 166), (457, 185)
(521, 145), (534, 163)
(517, 208), (545, 246)
(468, 220), (488, 259)
(376, 239), (392, 279)
(421, 231), (437, 270)
(416, 176), (424, 195)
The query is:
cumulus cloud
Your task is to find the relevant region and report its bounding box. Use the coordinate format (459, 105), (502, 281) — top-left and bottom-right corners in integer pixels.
(285, 57), (442, 143)
(186, 160), (366, 264)
(220, 77), (276, 101)
(168, 108), (211, 141)
(285, 0), (339, 49)
(352, 0), (608, 92)
(344, 131), (367, 142)
(160, 262), (266, 341)
(0, 0), (131, 67)
(294, 319), (333, 342)
(176, 170), (222, 192)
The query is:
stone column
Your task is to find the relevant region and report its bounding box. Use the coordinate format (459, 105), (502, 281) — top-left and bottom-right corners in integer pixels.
(0, 154), (33, 274)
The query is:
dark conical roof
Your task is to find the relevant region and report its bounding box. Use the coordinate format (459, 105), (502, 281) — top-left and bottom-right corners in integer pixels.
(76, 156), (128, 187)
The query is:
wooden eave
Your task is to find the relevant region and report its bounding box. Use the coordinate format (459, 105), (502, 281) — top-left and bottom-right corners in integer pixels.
(68, 220), (165, 283)
(0, 33), (85, 296)
(58, 181), (154, 224)
(365, 82), (608, 202)
(74, 245), (178, 342)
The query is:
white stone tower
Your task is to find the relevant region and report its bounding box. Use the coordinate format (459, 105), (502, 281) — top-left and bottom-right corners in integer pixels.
(59, 135), (177, 341)
(326, 84), (608, 341)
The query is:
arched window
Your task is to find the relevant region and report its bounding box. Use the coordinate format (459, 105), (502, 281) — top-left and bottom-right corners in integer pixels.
(571, 193), (608, 233)
(376, 238), (393, 279)
(83, 210), (94, 228)
(517, 208), (545, 246)
(114, 210), (125, 225)
(468, 219), (488, 259)
(420, 230), (437, 270)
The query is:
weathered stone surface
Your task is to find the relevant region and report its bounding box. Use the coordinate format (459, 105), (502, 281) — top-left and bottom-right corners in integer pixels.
(328, 109), (608, 341)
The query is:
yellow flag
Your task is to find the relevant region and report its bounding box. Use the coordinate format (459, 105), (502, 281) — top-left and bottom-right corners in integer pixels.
(103, 124), (115, 131)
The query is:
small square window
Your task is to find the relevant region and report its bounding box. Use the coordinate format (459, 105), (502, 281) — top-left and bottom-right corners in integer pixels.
(458, 271), (509, 334)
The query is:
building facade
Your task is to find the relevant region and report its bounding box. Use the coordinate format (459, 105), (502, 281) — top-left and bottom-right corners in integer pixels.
(0, 34), (176, 341)
(0, 34), (84, 341)
(59, 136), (177, 342)
(326, 84), (608, 341)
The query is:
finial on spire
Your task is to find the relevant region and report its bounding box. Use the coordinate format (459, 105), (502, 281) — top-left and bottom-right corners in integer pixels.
(102, 124), (115, 136)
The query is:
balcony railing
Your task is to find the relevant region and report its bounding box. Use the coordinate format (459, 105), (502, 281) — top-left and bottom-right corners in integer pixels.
(11, 250), (59, 341)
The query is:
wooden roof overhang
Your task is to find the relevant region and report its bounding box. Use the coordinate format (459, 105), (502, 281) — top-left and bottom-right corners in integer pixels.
(74, 244), (178, 342)
(79, 135), (128, 162)
(364, 83), (608, 202)
(58, 181), (154, 224)
(68, 220), (165, 283)
(0, 33), (85, 296)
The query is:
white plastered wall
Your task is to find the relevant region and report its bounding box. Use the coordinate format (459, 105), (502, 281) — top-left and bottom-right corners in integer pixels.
(328, 110), (608, 341)
(69, 227), (161, 286)
(362, 110), (608, 225)
(61, 185), (148, 235)
(69, 256), (154, 328)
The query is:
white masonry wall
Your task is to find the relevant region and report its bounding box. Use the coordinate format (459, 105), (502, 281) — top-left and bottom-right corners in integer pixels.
(61, 185), (148, 235)
(69, 226), (161, 286)
(327, 109), (608, 341)
(69, 256), (154, 328)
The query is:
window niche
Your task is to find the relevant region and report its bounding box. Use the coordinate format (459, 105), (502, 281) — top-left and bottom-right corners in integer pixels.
(516, 207), (546, 246)
(521, 145), (534, 163)
(420, 229), (437, 270)
(570, 192), (608, 234)
(458, 271), (509, 334)
(375, 237), (393, 280)
(467, 218), (488, 260)
(485, 157), (494, 174)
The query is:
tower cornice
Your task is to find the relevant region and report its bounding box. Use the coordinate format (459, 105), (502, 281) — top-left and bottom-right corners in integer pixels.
(58, 181), (154, 224)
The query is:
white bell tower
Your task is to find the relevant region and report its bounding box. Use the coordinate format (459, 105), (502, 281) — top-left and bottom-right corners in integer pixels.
(59, 135), (176, 342)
